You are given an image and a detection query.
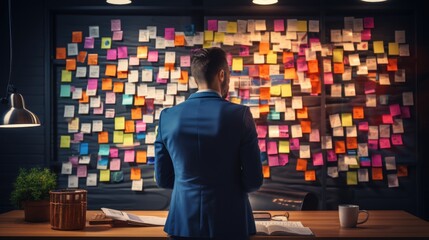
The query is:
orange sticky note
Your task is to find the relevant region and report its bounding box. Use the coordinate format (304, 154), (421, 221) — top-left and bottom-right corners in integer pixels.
(259, 65), (270, 80)
(136, 151), (147, 163)
(174, 35), (185, 46)
(164, 63), (174, 71)
(131, 108), (142, 120)
(372, 167), (383, 180)
(296, 158), (307, 171)
(77, 51), (87, 63)
(259, 104), (270, 113)
(387, 58), (398, 71)
(79, 91), (89, 103)
(66, 58), (76, 71)
(130, 167), (141, 180)
(346, 137), (358, 149)
(56, 48), (66, 60)
(125, 120), (135, 133)
(105, 65), (117, 77)
(307, 60), (319, 73)
(98, 131), (109, 143)
(333, 63), (344, 74)
(284, 68), (297, 80)
(134, 96), (145, 106)
(259, 87), (271, 101)
(300, 120), (312, 133)
(259, 42), (270, 55)
(113, 82), (124, 93)
(309, 74), (321, 94)
(102, 78), (113, 91)
(296, 107), (308, 119)
(335, 141), (346, 154)
(137, 46), (148, 59)
(353, 106), (364, 119)
(397, 165), (408, 177)
(282, 52), (294, 64)
(72, 31), (83, 43)
(87, 54), (98, 65)
(117, 71), (128, 79)
(305, 170), (316, 181)
(262, 165), (271, 178)
(179, 71), (189, 84)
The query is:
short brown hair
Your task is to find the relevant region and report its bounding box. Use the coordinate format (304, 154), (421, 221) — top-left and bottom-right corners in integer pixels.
(191, 47), (228, 85)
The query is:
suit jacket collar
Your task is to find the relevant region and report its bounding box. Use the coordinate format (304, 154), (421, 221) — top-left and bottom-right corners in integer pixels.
(188, 91), (222, 100)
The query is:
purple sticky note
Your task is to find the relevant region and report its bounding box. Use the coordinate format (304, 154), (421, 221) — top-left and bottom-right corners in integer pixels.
(382, 114), (394, 124)
(258, 139), (266, 152)
(324, 73), (333, 85)
(389, 104), (401, 116)
(391, 134), (403, 145)
(372, 154), (382, 167)
(180, 55), (191, 67)
(274, 19), (285, 32)
(111, 19), (121, 31)
(290, 138), (300, 150)
(278, 154), (289, 166)
(363, 17), (374, 29)
(364, 80), (376, 94)
(207, 20), (218, 31)
(112, 31), (123, 41)
(74, 132), (84, 142)
(136, 120), (147, 133)
(117, 46), (128, 59)
(69, 156), (79, 166)
(148, 51), (159, 62)
(358, 122), (369, 131)
(268, 155), (279, 167)
(124, 150), (135, 162)
(379, 138), (391, 149)
(84, 37), (94, 49)
(368, 139), (378, 150)
(110, 148), (119, 158)
(361, 29), (372, 41)
(257, 125), (268, 138)
(87, 79), (98, 90)
(279, 125), (289, 138)
(401, 106), (411, 118)
(327, 149), (337, 162)
(164, 28), (175, 40)
(297, 57), (308, 72)
(239, 46), (250, 57)
(312, 152), (324, 166)
(267, 141), (278, 155)
(106, 49), (117, 60)
(77, 165), (87, 177)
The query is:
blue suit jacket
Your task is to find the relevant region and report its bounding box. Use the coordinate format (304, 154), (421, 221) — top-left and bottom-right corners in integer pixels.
(155, 91), (263, 239)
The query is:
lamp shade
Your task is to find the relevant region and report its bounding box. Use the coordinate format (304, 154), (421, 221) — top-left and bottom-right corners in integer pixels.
(106, 0), (132, 5)
(0, 93), (41, 128)
(252, 0), (278, 5)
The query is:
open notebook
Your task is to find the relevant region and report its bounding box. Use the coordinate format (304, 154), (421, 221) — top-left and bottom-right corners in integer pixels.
(255, 221), (314, 236)
(100, 208), (166, 226)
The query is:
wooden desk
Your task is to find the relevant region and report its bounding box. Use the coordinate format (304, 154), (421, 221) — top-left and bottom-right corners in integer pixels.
(1, 210), (429, 239)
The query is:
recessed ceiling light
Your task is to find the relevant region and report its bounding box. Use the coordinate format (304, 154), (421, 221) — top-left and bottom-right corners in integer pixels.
(252, 0), (278, 5)
(106, 0), (132, 5)
(361, 0), (387, 2)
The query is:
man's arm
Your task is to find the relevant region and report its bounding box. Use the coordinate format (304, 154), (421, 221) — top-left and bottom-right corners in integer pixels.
(154, 111), (175, 189)
(240, 107), (263, 193)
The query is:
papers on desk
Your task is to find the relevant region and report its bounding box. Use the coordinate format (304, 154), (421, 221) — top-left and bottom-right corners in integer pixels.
(101, 208), (166, 226)
(255, 221), (314, 236)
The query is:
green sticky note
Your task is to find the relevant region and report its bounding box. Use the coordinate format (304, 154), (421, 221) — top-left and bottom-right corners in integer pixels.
(111, 171), (124, 183)
(114, 117), (125, 130)
(101, 37), (112, 49)
(123, 133), (134, 146)
(347, 171), (358, 185)
(60, 85), (71, 97)
(61, 70), (72, 82)
(60, 135), (70, 148)
(268, 111), (281, 120)
(122, 94), (133, 105)
(113, 131), (124, 143)
(99, 169), (110, 182)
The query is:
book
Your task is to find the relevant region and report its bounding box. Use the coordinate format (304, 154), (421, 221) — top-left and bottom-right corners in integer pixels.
(101, 207), (166, 226)
(255, 221), (314, 236)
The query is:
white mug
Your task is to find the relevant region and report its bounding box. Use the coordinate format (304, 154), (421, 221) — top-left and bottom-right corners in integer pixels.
(338, 204), (369, 228)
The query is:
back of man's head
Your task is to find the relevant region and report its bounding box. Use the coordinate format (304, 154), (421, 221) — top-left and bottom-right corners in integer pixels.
(191, 47), (228, 86)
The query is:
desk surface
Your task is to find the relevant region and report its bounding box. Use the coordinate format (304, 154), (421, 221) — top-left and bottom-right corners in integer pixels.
(1, 210), (429, 239)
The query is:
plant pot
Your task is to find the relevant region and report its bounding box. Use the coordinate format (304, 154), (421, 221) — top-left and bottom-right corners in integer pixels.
(23, 200), (50, 222)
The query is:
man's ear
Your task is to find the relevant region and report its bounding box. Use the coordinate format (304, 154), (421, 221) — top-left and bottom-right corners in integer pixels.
(218, 69), (225, 83)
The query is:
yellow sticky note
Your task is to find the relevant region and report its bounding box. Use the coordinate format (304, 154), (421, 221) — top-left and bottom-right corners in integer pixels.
(204, 30), (214, 41)
(279, 141), (290, 153)
(115, 117), (125, 130)
(270, 85), (281, 96)
(281, 84), (292, 97)
(333, 49), (343, 63)
(341, 113), (353, 127)
(373, 41), (384, 54)
(137, 46), (148, 58)
(266, 51), (277, 64)
(123, 133), (134, 146)
(60, 135), (70, 148)
(388, 42), (399, 55)
(99, 170), (110, 182)
(113, 131), (124, 143)
(347, 171), (358, 185)
(297, 20), (308, 32)
(226, 22), (238, 33)
(203, 41), (213, 49)
(232, 58), (243, 71)
(214, 32), (225, 43)
(61, 70), (72, 82)
(284, 68), (296, 80)
(230, 97), (241, 104)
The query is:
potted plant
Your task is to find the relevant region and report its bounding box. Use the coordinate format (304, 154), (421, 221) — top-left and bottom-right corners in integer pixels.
(10, 167), (57, 222)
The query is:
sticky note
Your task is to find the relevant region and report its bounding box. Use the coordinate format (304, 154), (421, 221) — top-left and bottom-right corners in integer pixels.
(372, 167), (383, 180)
(296, 159), (307, 171)
(101, 37), (112, 49)
(232, 58), (243, 71)
(305, 170), (316, 181)
(267, 141), (278, 155)
(98, 131), (109, 143)
(278, 141), (290, 153)
(60, 85), (71, 97)
(136, 151), (147, 163)
(113, 131), (124, 143)
(99, 170), (110, 182)
(341, 113), (353, 127)
(130, 167), (141, 180)
(262, 166), (270, 178)
(56, 47), (66, 59)
(115, 117), (125, 130)
(347, 171), (358, 185)
(204, 30), (214, 41)
(98, 144), (110, 156)
(373, 41), (384, 54)
(124, 149), (135, 162)
(60, 135), (70, 148)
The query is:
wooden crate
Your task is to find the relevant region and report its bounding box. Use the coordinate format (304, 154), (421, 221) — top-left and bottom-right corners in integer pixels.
(50, 189), (87, 230)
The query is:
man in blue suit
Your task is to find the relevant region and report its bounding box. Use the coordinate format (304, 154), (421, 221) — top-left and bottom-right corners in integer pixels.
(155, 47), (263, 239)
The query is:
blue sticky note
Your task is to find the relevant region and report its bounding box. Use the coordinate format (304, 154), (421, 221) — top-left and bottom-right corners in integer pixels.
(147, 157), (155, 165)
(136, 133), (146, 140)
(80, 143), (89, 155)
(60, 85), (71, 97)
(98, 157), (109, 167)
(268, 111), (281, 120)
(270, 75), (285, 86)
(98, 144), (110, 156)
(122, 94), (133, 105)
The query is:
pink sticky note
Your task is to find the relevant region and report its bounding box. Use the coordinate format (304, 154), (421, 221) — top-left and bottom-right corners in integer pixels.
(382, 114), (394, 124)
(358, 122), (369, 131)
(164, 28), (175, 40)
(389, 104), (401, 116)
(364, 81), (376, 94)
(279, 125), (289, 138)
(360, 158), (371, 167)
(257, 125), (268, 138)
(363, 17), (374, 29)
(136, 120), (147, 133)
(117, 46), (128, 59)
(77, 165), (87, 177)
(112, 31), (123, 41)
(372, 154), (382, 167)
(391, 134), (403, 145)
(87, 79), (98, 90)
(258, 139), (266, 152)
(84, 37), (94, 49)
(146, 99), (155, 113)
(361, 29), (371, 41)
(239, 89), (250, 99)
(379, 138), (391, 149)
(93, 102), (104, 115)
(298, 45), (307, 56)
(110, 148), (119, 158)
(297, 57), (308, 72)
(248, 65), (259, 77)
(368, 139), (378, 150)
(74, 132), (84, 142)
(129, 56), (139, 66)
(148, 51), (159, 62)
(69, 156), (79, 166)
(227, 53), (232, 66)
(274, 19), (285, 32)
(207, 20), (218, 31)
(312, 152), (324, 166)
(401, 106), (411, 118)
(267, 141), (278, 155)
(180, 55), (191, 67)
(239, 46), (250, 57)
(309, 38), (320, 44)
(327, 149), (337, 162)
(290, 138), (300, 150)
(278, 154), (289, 166)
(106, 49), (117, 60)
(110, 158), (121, 171)
(111, 19), (121, 31)
(324, 73), (333, 85)
(156, 74), (168, 84)
(105, 92), (116, 104)
(124, 150), (135, 162)
(268, 155), (280, 167)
